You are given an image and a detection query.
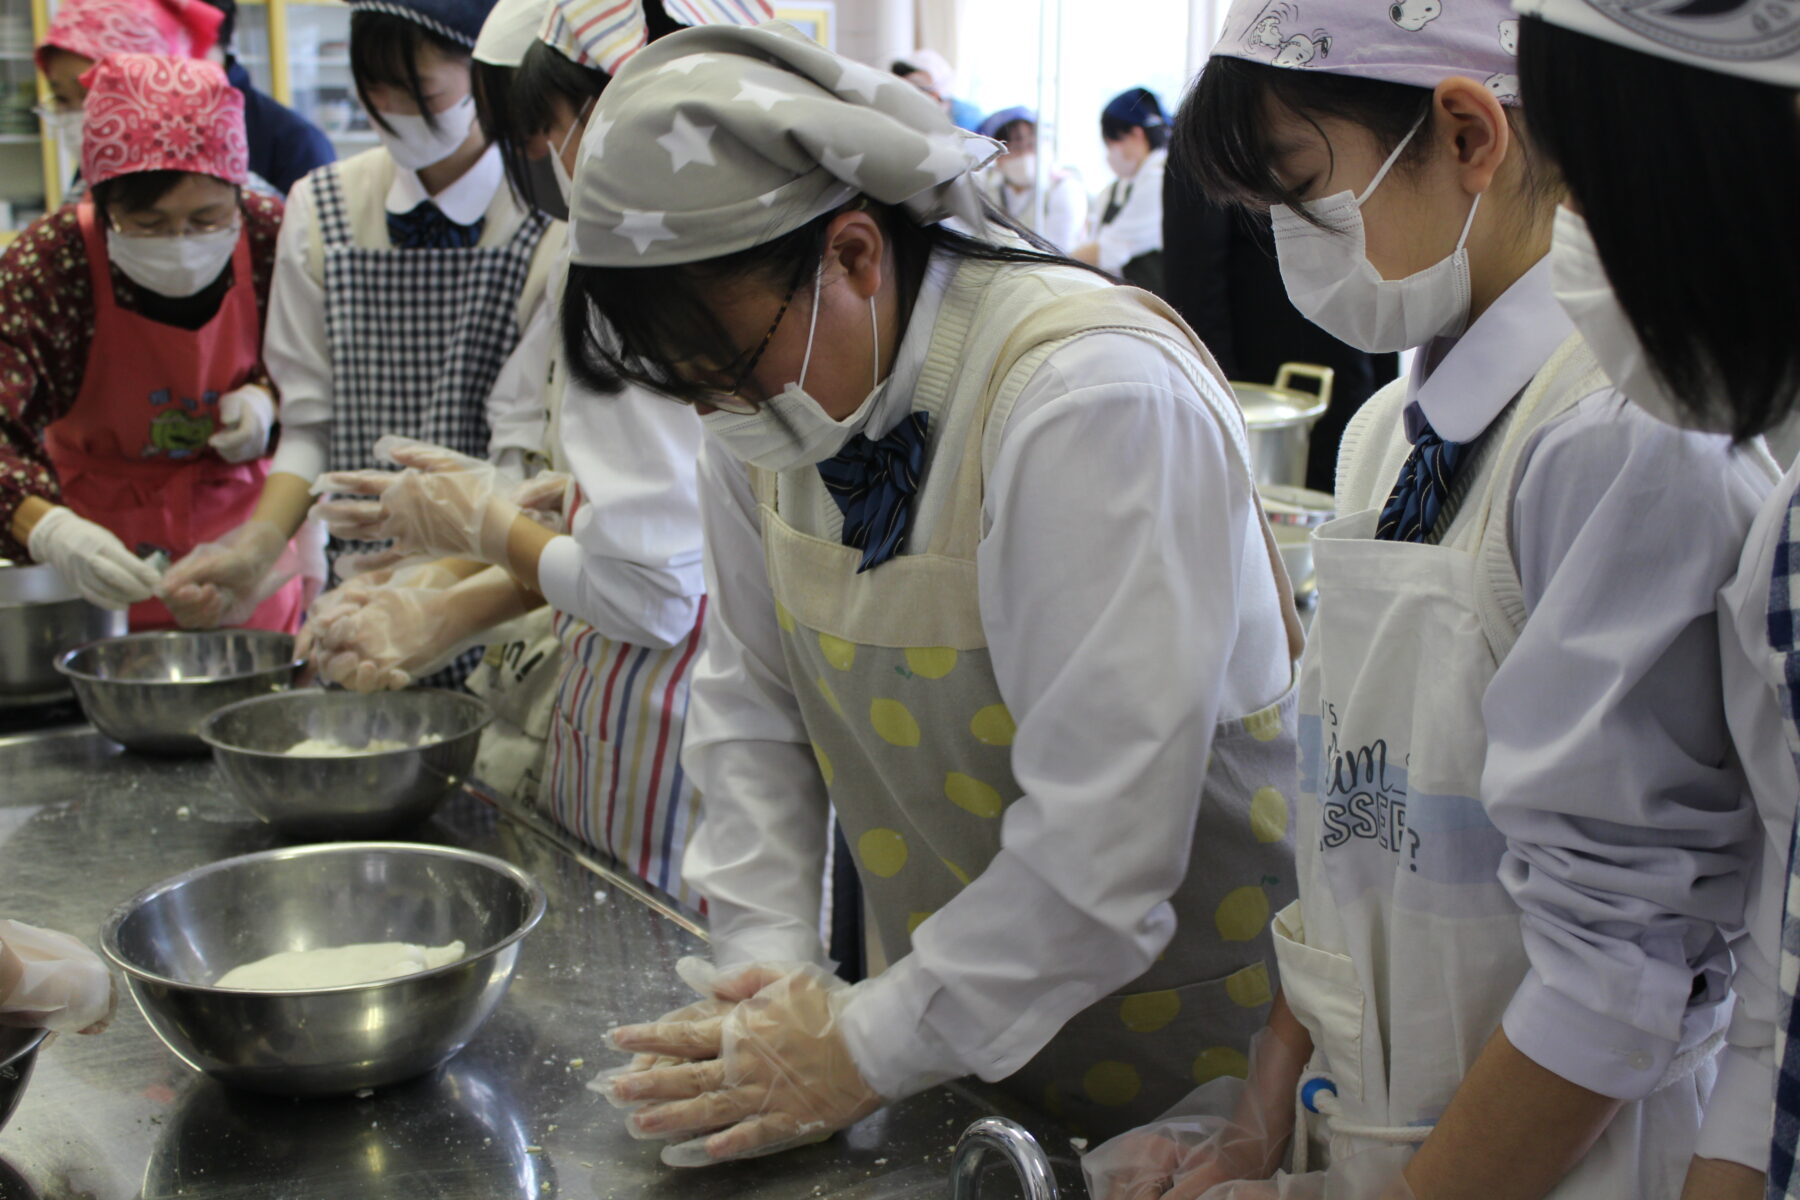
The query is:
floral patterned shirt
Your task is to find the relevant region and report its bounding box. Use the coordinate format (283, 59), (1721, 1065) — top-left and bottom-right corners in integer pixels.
(0, 192), (282, 560)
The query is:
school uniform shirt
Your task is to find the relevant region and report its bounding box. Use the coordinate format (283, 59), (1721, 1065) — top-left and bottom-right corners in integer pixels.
(1094, 147), (1166, 276)
(979, 168), (1088, 254)
(263, 145), (561, 481)
(0, 195), (283, 560)
(1395, 260), (1767, 1103)
(681, 253), (1293, 1095)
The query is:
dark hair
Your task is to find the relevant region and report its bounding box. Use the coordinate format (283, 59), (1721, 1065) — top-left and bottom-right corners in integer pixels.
(562, 201), (1106, 402)
(1519, 17), (1800, 441)
(198, 0), (236, 51)
(349, 10), (472, 136)
(1102, 87), (1169, 149)
(91, 169), (236, 213)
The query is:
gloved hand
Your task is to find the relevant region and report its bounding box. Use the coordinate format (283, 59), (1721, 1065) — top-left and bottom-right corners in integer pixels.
(1085, 1028), (1309, 1200)
(207, 384), (276, 465)
(590, 957), (738, 1106)
(302, 561), (462, 692)
(512, 470), (571, 534)
(1181, 1147), (1416, 1199)
(311, 437), (518, 566)
(605, 961), (885, 1167)
(0, 919), (116, 1035)
(160, 519), (291, 628)
(26, 506), (160, 610)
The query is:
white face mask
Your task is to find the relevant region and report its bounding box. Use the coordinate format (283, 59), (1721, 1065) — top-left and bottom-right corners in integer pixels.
(373, 95), (477, 171)
(1548, 206), (1732, 433)
(702, 259), (886, 472)
(999, 153), (1036, 188)
(105, 224), (239, 298)
(1271, 119), (1483, 354)
(44, 108), (83, 170)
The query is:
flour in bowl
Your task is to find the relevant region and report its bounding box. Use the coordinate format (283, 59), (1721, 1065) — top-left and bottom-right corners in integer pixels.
(283, 736), (438, 756)
(214, 940), (467, 989)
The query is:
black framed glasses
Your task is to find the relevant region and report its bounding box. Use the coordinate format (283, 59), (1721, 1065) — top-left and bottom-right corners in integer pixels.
(690, 257), (812, 414)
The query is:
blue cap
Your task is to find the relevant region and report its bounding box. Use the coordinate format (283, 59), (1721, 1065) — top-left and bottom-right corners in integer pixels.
(347, 0), (499, 47)
(1102, 87), (1166, 131)
(978, 105), (1035, 141)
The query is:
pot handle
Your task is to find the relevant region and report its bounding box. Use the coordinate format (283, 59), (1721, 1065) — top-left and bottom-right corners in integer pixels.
(1274, 362), (1336, 408)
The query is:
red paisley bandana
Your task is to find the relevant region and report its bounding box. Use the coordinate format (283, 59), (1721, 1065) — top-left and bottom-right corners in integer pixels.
(36, 0), (221, 72)
(79, 54), (248, 187)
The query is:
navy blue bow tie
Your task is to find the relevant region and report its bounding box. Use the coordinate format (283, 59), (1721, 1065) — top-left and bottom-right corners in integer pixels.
(1375, 420), (1475, 544)
(817, 411), (931, 573)
(387, 200), (485, 250)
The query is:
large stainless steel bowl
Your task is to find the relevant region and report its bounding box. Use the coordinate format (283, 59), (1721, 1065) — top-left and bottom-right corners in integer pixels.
(55, 630), (301, 755)
(0, 1025), (51, 1133)
(201, 690), (493, 839)
(1260, 484), (1334, 610)
(100, 842), (546, 1097)
(0, 562), (125, 709)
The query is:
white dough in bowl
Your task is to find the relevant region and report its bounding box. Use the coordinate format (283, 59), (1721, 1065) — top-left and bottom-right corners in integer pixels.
(283, 736), (437, 757)
(214, 940), (467, 989)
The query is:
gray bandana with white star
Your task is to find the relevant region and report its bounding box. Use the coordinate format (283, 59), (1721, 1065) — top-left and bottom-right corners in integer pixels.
(567, 20), (1001, 267)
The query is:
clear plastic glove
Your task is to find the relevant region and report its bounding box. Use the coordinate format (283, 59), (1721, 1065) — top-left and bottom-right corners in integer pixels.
(310, 437), (518, 566)
(1086, 1028), (1308, 1200)
(207, 384), (276, 465)
(0, 919), (116, 1035)
(26, 506), (160, 610)
(161, 519), (292, 628)
(1184, 1146), (1417, 1200)
(589, 958), (737, 1107)
(513, 471), (571, 534)
(606, 961), (884, 1167)
(303, 561), (462, 692)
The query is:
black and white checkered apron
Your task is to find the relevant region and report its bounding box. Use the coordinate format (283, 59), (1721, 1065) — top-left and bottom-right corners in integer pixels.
(314, 163), (550, 686)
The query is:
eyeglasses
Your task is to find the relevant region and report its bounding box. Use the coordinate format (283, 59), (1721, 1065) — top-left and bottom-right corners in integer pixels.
(685, 259), (811, 414)
(106, 212), (241, 239)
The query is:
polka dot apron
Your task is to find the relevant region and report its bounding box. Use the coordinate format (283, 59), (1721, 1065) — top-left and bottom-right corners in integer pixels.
(749, 260), (1302, 1139)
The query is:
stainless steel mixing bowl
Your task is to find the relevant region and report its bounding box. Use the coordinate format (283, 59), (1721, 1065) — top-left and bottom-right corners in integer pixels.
(55, 630), (301, 754)
(0, 1026), (51, 1133)
(201, 690), (493, 839)
(0, 562), (125, 709)
(100, 842), (545, 1097)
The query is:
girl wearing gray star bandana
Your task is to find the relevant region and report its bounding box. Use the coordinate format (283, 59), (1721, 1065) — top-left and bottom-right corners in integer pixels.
(559, 19), (1305, 1170)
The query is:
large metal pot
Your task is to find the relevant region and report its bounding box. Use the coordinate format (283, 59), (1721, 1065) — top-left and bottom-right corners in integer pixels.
(0, 561), (126, 709)
(1233, 363), (1334, 489)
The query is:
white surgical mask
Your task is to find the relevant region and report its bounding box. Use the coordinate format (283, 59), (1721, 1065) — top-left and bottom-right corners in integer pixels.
(373, 95), (477, 171)
(105, 224), (239, 298)
(999, 153), (1036, 189)
(1549, 206), (1732, 433)
(703, 260), (887, 472)
(1271, 119), (1482, 354)
(43, 108), (84, 169)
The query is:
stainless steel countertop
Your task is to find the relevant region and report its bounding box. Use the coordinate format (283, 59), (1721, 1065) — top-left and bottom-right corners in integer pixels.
(0, 727), (1087, 1199)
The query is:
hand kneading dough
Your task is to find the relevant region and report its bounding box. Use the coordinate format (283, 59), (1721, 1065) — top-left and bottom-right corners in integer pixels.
(214, 940), (467, 989)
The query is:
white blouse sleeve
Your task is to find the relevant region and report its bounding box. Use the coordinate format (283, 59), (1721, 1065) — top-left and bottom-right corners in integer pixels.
(264, 175), (333, 483)
(1486, 392), (1770, 1100)
(484, 296), (553, 470)
(1096, 159), (1165, 275)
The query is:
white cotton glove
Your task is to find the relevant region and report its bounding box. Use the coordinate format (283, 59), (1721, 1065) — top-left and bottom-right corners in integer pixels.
(301, 561), (463, 692)
(26, 506), (160, 610)
(310, 437), (519, 566)
(1084, 1028), (1309, 1200)
(207, 384), (276, 465)
(605, 960), (885, 1167)
(0, 919), (116, 1035)
(160, 519), (292, 629)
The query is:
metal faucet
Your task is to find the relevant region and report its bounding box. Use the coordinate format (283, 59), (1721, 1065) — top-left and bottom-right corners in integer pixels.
(950, 1116), (1059, 1200)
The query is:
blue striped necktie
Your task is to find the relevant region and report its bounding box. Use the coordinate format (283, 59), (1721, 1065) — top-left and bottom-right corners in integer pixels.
(816, 411), (930, 573)
(386, 201), (485, 250)
(1375, 419), (1474, 543)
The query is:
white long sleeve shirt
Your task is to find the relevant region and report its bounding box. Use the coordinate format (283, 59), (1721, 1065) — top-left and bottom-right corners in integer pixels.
(1094, 148), (1166, 276)
(1395, 261), (1770, 1104)
(680, 256), (1292, 1098)
(982, 168), (1089, 255)
(265, 147), (555, 481)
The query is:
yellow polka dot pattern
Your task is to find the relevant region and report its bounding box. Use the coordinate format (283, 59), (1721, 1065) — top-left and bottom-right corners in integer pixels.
(905, 647), (958, 679)
(969, 704), (1016, 746)
(818, 632), (856, 671)
(1225, 962), (1273, 1009)
(812, 743), (834, 786)
(1243, 705), (1284, 743)
(775, 601), (796, 634)
(858, 828), (908, 878)
(1084, 1060), (1143, 1107)
(1215, 885), (1270, 942)
(870, 698), (921, 747)
(945, 772), (1003, 818)
(907, 910), (934, 937)
(941, 857), (972, 887)
(815, 676), (844, 717)
(1118, 989), (1181, 1033)
(1191, 1046), (1250, 1086)
(1250, 787), (1288, 844)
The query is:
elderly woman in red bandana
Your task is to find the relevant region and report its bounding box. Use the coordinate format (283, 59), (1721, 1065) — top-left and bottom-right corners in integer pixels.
(0, 53), (304, 630)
